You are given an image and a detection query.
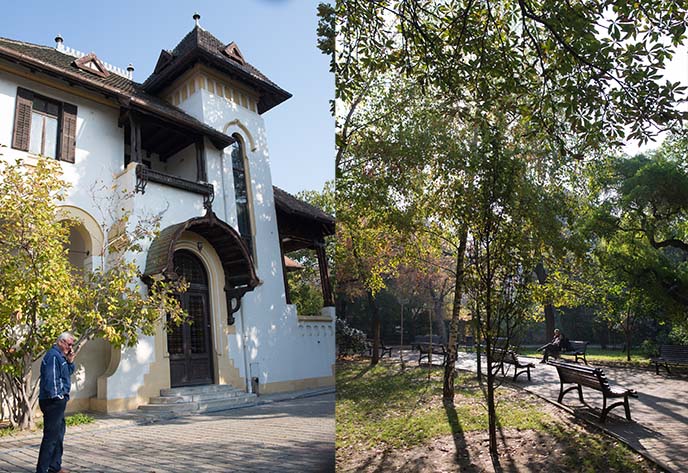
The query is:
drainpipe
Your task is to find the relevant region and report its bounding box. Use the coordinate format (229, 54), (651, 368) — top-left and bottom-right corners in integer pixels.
(239, 304), (252, 394)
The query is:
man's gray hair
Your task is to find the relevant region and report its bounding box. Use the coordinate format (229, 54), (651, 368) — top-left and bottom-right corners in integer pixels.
(57, 332), (74, 343)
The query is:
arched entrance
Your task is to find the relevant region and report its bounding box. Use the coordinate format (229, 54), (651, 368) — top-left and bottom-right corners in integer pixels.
(168, 249), (214, 387)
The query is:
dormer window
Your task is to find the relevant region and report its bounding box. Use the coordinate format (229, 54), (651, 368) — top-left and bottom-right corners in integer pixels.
(73, 53), (110, 78)
(223, 42), (245, 65)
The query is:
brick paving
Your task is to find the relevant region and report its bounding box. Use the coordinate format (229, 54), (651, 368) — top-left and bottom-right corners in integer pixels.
(0, 392), (334, 473)
(446, 350), (688, 473)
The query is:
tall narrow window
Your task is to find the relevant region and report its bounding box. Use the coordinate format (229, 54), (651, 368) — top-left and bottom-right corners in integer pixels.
(230, 137), (253, 255)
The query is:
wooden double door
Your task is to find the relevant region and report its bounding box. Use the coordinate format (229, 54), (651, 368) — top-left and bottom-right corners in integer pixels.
(168, 250), (214, 387)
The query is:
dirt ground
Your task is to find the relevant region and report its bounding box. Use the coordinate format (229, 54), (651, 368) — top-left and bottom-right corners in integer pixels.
(336, 390), (660, 473)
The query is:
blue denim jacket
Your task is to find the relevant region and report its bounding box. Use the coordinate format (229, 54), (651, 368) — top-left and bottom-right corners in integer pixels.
(39, 345), (75, 400)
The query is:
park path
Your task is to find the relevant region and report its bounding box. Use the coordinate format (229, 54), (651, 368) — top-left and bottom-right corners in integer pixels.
(0, 392), (334, 473)
(439, 350), (688, 473)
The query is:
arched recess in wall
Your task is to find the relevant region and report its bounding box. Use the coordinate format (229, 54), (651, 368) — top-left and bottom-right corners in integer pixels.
(56, 206), (104, 272)
(223, 120), (257, 152)
(56, 206), (110, 401)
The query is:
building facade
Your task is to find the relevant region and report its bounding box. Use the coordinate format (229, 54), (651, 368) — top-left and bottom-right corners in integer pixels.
(0, 20), (334, 413)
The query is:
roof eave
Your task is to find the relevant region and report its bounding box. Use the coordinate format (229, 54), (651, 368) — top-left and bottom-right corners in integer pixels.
(0, 45), (233, 149)
(143, 49), (292, 114)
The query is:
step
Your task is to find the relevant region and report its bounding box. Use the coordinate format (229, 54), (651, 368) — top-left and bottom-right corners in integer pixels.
(138, 402), (199, 413)
(197, 395), (258, 413)
(160, 384), (239, 397)
(147, 395), (193, 404)
(139, 384), (254, 416)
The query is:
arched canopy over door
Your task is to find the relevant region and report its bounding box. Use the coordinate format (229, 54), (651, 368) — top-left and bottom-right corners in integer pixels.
(143, 211), (259, 323)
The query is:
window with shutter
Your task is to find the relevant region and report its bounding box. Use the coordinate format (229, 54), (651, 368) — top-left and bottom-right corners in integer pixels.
(11, 87), (78, 163)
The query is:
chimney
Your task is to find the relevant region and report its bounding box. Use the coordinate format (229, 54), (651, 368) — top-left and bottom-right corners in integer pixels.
(127, 63), (135, 80)
(54, 34), (64, 51)
(193, 12), (201, 27)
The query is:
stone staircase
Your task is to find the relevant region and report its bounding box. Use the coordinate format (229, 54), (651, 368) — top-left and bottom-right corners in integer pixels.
(138, 384), (257, 416)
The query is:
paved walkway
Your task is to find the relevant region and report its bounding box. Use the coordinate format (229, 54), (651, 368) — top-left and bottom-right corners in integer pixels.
(411, 349), (688, 473)
(0, 391), (335, 473)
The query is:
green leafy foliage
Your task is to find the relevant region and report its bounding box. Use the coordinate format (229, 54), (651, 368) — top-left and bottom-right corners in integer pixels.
(284, 181), (334, 316)
(0, 157), (186, 429)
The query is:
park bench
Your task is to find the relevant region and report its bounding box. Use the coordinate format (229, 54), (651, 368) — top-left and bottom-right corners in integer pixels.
(492, 348), (535, 382)
(548, 360), (637, 423)
(365, 339), (392, 358)
(651, 345), (688, 374)
(413, 335), (447, 364)
(558, 340), (589, 365)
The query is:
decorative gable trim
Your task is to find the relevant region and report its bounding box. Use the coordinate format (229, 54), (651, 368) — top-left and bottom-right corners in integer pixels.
(222, 42), (245, 65)
(154, 50), (174, 74)
(73, 53), (110, 78)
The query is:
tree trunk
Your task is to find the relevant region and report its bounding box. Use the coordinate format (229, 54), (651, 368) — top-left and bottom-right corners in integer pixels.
(367, 290), (381, 365)
(443, 228), (468, 400)
(487, 352), (498, 462)
(535, 262), (556, 341)
(336, 296), (348, 322)
(625, 313), (632, 362)
(433, 296), (448, 342)
(2, 364), (38, 430)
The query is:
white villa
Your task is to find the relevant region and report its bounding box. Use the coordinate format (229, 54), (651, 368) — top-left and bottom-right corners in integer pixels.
(0, 16), (335, 413)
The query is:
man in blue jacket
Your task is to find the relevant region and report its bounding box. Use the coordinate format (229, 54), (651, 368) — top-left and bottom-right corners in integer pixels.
(36, 332), (75, 473)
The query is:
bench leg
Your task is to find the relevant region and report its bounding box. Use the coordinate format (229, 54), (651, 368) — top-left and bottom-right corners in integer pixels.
(601, 396), (608, 423)
(601, 398), (630, 423)
(559, 384), (583, 403)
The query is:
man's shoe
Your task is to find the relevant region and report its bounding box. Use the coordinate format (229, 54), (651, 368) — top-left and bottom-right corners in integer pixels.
(539, 360), (546, 364)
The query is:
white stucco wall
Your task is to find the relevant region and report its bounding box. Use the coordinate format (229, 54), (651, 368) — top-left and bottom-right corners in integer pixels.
(0, 62), (333, 410)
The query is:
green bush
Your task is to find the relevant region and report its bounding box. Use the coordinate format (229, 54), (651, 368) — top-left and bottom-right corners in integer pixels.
(336, 318), (367, 355)
(668, 325), (688, 345)
(640, 339), (658, 358)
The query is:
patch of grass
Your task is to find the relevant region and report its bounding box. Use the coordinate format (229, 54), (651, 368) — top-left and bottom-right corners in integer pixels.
(336, 359), (549, 449)
(0, 425), (20, 437)
(1, 412), (96, 436)
(337, 358), (657, 472)
(518, 347), (650, 367)
(65, 412), (95, 427)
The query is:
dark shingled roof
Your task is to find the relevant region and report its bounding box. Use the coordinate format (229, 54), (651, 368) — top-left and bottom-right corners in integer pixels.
(273, 186), (335, 236)
(0, 37), (233, 149)
(143, 26), (291, 114)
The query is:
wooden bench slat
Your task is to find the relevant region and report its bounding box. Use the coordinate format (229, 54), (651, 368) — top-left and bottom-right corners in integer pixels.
(492, 348), (535, 382)
(413, 336), (447, 364)
(549, 360), (636, 423)
(651, 345), (688, 374)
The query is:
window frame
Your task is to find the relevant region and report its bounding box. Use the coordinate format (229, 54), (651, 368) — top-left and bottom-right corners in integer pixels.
(12, 87), (77, 163)
(230, 134), (255, 257)
(29, 95), (61, 159)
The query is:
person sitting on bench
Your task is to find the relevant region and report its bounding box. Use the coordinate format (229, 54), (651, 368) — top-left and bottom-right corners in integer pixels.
(538, 328), (569, 363)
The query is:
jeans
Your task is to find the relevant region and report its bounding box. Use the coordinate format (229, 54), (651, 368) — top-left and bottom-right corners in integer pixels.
(36, 397), (67, 473)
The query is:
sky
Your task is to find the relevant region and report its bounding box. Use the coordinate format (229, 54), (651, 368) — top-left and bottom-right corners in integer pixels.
(2, 0), (334, 195)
